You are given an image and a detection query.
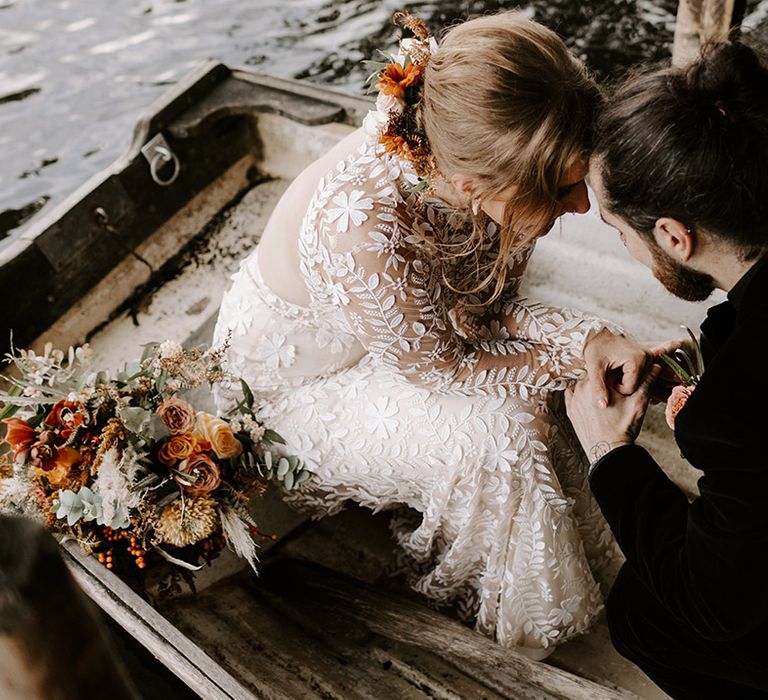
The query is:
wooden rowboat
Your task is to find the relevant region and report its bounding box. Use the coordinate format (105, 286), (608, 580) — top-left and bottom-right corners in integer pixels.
(1, 62), (709, 699)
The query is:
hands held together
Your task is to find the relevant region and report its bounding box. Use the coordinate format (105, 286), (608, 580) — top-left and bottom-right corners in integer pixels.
(568, 332), (689, 467)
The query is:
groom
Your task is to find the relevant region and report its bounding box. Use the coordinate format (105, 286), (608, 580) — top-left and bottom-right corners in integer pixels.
(565, 41), (768, 699)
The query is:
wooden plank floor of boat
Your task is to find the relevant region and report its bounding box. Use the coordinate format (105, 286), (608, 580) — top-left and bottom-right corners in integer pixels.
(154, 506), (646, 700)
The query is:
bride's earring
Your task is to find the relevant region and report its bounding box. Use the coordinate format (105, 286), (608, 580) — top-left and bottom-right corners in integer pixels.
(471, 198), (481, 215)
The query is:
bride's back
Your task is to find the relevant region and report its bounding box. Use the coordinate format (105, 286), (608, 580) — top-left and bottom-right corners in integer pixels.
(256, 127), (367, 308)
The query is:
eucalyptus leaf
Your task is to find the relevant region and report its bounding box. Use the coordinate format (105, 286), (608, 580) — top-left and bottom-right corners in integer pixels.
(146, 414), (170, 441)
(140, 342), (160, 363)
(119, 406), (151, 433)
(283, 471), (295, 491)
(119, 406), (169, 442)
(276, 458), (290, 479)
(126, 360), (141, 375)
(295, 470), (312, 486)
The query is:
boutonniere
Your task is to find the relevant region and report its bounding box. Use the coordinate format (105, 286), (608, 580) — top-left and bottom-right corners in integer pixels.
(660, 327), (705, 430)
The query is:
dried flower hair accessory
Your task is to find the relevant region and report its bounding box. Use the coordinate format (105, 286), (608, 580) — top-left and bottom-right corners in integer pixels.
(660, 326), (705, 429)
(364, 11), (438, 190)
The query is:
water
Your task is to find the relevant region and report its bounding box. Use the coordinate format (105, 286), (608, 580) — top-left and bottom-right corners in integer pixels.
(0, 0), (765, 244)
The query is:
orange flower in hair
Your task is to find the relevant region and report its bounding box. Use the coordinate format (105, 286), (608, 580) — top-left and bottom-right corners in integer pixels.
(376, 61), (421, 99)
(380, 132), (413, 160)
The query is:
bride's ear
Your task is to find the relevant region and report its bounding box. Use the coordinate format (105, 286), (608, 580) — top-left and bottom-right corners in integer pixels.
(652, 217), (694, 262)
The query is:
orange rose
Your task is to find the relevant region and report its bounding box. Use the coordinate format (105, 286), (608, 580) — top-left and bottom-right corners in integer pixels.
(376, 61), (421, 99)
(156, 397), (196, 434)
(195, 412), (242, 460)
(665, 384), (695, 429)
(3, 418), (37, 461)
(175, 453), (221, 497)
(158, 432), (199, 466)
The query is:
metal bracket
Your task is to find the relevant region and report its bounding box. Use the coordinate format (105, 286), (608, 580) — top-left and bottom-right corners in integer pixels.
(141, 133), (180, 186)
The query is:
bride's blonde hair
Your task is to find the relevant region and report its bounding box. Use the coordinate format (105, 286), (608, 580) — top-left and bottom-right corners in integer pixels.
(419, 12), (600, 303)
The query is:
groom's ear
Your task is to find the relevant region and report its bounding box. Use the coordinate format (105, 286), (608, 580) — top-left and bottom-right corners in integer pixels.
(652, 217), (695, 262)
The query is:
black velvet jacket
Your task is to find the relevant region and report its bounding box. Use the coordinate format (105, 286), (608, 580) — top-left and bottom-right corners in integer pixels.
(590, 255), (768, 643)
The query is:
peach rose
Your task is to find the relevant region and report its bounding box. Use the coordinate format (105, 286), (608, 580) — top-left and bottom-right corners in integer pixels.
(158, 432), (199, 466)
(156, 397), (196, 434)
(195, 412), (243, 460)
(175, 453), (221, 497)
(665, 384), (695, 429)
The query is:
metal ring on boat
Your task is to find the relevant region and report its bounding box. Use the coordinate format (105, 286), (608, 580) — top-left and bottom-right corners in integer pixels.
(149, 146), (180, 186)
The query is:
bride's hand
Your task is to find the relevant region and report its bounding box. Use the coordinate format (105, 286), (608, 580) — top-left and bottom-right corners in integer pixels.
(583, 330), (652, 408)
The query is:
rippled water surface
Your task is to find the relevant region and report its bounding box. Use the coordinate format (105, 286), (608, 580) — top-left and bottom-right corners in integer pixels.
(1, 0), (766, 243)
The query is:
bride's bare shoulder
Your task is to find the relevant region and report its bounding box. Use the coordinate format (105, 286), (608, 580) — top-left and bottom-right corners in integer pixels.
(256, 127), (368, 306)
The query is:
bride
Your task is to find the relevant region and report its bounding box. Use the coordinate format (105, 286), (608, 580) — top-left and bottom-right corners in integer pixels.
(214, 11), (646, 656)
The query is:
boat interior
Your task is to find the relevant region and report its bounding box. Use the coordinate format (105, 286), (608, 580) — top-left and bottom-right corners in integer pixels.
(1, 62), (714, 699)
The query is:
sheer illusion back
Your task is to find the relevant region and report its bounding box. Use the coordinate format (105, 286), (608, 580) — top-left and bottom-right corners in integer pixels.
(213, 126), (621, 655)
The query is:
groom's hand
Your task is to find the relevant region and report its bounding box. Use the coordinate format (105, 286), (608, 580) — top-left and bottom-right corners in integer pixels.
(583, 330), (651, 408)
(565, 363), (661, 464)
(643, 337), (691, 403)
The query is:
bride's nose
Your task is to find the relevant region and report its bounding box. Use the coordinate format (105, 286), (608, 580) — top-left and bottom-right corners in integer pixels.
(561, 181), (590, 216)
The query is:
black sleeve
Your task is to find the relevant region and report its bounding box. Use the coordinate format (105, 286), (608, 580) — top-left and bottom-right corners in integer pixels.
(589, 443), (768, 642)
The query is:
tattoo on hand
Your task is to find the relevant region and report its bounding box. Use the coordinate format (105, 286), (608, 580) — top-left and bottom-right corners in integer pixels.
(588, 441), (612, 464)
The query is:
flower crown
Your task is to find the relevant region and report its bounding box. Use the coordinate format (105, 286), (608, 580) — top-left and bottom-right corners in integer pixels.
(365, 11), (438, 184)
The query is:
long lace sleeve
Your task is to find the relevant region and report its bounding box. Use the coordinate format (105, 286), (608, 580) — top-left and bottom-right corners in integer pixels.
(314, 149), (612, 399)
(450, 241), (623, 381)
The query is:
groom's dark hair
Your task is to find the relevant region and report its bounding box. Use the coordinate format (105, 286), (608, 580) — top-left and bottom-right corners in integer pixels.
(595, 40), (768, 260)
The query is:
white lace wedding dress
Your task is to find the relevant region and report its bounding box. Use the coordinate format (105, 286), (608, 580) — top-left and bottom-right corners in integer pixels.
(213, 119), (621, 655)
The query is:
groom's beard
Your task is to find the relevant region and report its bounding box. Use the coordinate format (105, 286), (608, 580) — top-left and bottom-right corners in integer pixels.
(649, 243), (715, 302)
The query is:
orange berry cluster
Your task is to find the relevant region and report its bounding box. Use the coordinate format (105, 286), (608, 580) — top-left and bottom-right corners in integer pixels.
(99, 528), (148, 569)
(128, 536), (148, 570)
(96, 548), (114, 569)
(249, 525), (278, 543)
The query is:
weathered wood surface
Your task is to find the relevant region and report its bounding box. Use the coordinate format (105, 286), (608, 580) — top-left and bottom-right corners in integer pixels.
(60, 536), (255, 699)
(161, 558), (640, 700)
(0, 515), (138, 699)
(672, 0), (747, 66)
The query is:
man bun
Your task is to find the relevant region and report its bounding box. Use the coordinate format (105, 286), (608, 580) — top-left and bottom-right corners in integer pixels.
(595, 40), (768, 257)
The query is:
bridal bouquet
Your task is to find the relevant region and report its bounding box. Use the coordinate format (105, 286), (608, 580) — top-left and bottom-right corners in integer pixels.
(0, 340), (310, 573)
